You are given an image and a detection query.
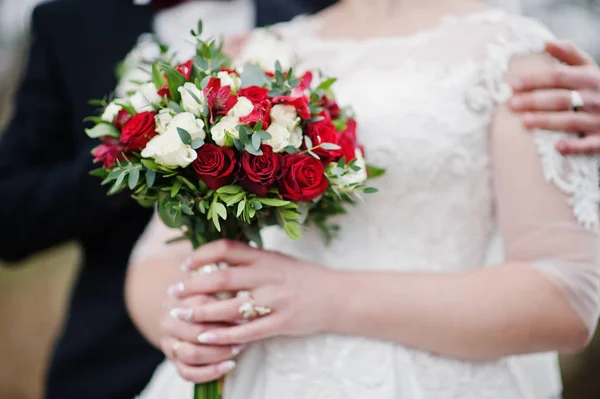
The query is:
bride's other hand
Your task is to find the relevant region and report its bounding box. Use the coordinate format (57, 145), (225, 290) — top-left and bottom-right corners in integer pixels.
(168, 240), (338, 345)
(161, 293), (243, 383)
(509, 40), (600, 155)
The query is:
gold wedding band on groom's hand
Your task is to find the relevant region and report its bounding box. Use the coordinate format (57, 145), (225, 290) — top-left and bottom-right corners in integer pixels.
(570, 90), (584, 112)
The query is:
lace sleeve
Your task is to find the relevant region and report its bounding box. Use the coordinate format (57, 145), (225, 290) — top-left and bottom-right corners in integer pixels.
(489, 18), (600, 335)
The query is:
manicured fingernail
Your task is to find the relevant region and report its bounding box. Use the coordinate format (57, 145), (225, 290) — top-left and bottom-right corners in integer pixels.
(510, 96), (523, 110)
(510, 79), (524, 91)
(169, 308), (193, 321)
(522, 113), (536, 128)
(180, 258), (193, 271)
(167, 282), (185, 297)
(197, 332), (218, 343)
(216, 360), (236, 373)
(231, 344), (245, 356)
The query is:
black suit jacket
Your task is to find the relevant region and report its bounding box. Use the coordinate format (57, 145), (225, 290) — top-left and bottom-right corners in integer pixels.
(0, 0), (336, 398)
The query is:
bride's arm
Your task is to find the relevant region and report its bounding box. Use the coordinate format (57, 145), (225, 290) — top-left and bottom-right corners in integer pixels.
(125, 213), (192, 347)
(170, 54), (599, 362)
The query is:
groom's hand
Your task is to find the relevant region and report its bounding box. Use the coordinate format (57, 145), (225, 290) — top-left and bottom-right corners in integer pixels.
(509, 40), (600, 155)
(161, 293), (243, 383)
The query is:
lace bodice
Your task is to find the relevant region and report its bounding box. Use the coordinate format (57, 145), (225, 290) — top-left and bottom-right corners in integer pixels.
(136, 9), (600, 399)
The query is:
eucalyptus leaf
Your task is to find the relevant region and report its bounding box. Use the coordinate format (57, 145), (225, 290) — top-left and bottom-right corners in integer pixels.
(267, 88), (284, 97)
(363, 187), (379, 194)
(240, 64), (269, 88)
(177, 128), (192, 145)
(321, 143), (341, 150)
(128, 168), (140, 189)
(186, 88), (202, 104)
(233, 139), (244, 151)
(191, 137), (205, 149)
(252, 200), (263, 210)
(200, 75), (212, 89)
(245, 144), (263, 156)
(284, 146), (298, 154)
(251, 134), (262, 150)
(257, 130), (271, 140)
(169, 101), (183, 113)
(283, 222), (302, 240)
(304, 135), (313, 150)
(146, 169), (156, 188)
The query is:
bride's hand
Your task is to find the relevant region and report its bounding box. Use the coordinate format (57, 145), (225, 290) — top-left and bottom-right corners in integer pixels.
(168, 240), (339, 345)
(160, 294), (244, 383)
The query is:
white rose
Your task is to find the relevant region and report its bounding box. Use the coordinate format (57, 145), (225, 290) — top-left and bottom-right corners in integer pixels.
(211, 116), (240, 146)
(228, 96), (254, 118)
(235, 29), (295, 71)
(331, 149), (368, 188)
(101, 101), (124, 123)
(265, 123), (291, 153)
(141, 128), (197, 168)
(130, 82), (161, 113)
(115, 67), (152, 97)
(178, 82), (205, 116)
(168, 112), (206, 141)
(289, 126), (304, 149)
(270, 104), (299, 130)
(155, 109), (174, 134)
(218, 71), (241, 93)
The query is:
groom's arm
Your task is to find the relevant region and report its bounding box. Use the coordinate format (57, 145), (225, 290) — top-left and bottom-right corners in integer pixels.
(0, 4), (132, 262)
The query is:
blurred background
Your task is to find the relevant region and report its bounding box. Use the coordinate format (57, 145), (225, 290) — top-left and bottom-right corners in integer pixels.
(0, 0), (599, 398)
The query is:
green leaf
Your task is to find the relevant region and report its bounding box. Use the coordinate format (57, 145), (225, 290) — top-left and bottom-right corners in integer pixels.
(171, 179), (183, 197)
(191, 137), (204, 149)
(245, 144), (263, 156)
(268, 88), (284, 97)
(217, 185), (243, 195)
(367, 164), (386, 179)
(280, 210), (301, 220)
(152, 62), (167, 89)
(317, 78), (337, 91)
(256, 197), (290, 207)
(240, 64), (269, 88)
(233, 139), (243, 151)
(304, 135), (313, 149)
(197, 20), (204, 36)
(141, 159), (161, 171)
(321, 143), (341, 150)
(308, 116), (325, 124)
(275, 60), (282, 73)
(83, 116), (104, 124)
(181, 204), (194, 216)
(254, 120), (263, 132)
(285, 146), (298, 154)
(363, 187), (379, 194)
(200, 75), (212, 89)
(159, 62), (186, 102)
(283, 222), (302, 240)
(224, 192), (245, 206)
(85, 123), (120, 139)
(336, 156), (347, 168)
(114, 101), (137, 116)
(169, 101), (184, 113)
(214, 202), (227, 220)
(89, 168), (109, 178)
(146, 169), (156, 188)
(237, 200), (246, 217)
(257, 130), (271, 140)
(252, 200), (263, 210)
(186, 88), (202, 104)
(115, 171), (127, 188)
(128, 168), (140, 189)
(177, 128), (192, 145)
(251, 133), (262, 150)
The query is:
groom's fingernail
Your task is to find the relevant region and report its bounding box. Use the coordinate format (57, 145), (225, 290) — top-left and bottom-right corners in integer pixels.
(169, 308), (194, 321)
(197, 332), (218, 343)
(231, 344), (245, 356)
(216, 360), (236, 374)
(167, 282), (185, 297)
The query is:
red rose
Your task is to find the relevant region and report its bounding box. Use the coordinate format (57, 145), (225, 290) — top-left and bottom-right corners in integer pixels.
(219, 67), (239, 75)
(157, 60), (192, 98)
(120, 111), (157, 152)
(273, 95), (311, 120)
(305, 120), (342, 163)
(280, 154), (329, 202)
(238, 145), (283, 196)
(291, 71), (313, 97)
(339, 119), (358, 163)
(192, 144), (237, 190)
(240, 99), (272, 129)
(322, 96), (341, 120)
(238, 86), (269, 104)
(92, 137), (125, 168)
(204, 77), (238, 122)
(114, 109), (132, 129)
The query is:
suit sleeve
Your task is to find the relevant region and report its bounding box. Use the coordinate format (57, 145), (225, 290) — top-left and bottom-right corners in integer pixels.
(0, 5), (134, 262)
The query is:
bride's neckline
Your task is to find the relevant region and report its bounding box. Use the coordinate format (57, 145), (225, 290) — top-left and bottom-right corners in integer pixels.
(288, 8), (507, 47)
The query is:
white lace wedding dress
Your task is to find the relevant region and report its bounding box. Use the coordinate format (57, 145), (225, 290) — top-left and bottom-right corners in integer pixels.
(137, 9), (600, 399)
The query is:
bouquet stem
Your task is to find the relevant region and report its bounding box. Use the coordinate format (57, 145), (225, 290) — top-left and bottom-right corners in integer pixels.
(194, 379), (221, 399)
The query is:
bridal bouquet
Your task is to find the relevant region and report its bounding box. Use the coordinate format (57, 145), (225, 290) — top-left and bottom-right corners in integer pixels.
(85, 21), (383, 399)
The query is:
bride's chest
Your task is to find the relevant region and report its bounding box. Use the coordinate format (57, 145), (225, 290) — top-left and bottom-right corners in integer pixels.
(319, 59), (496, 188)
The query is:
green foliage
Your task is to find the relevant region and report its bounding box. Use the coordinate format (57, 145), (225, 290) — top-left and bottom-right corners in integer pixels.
(85, 123), (120, 139)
